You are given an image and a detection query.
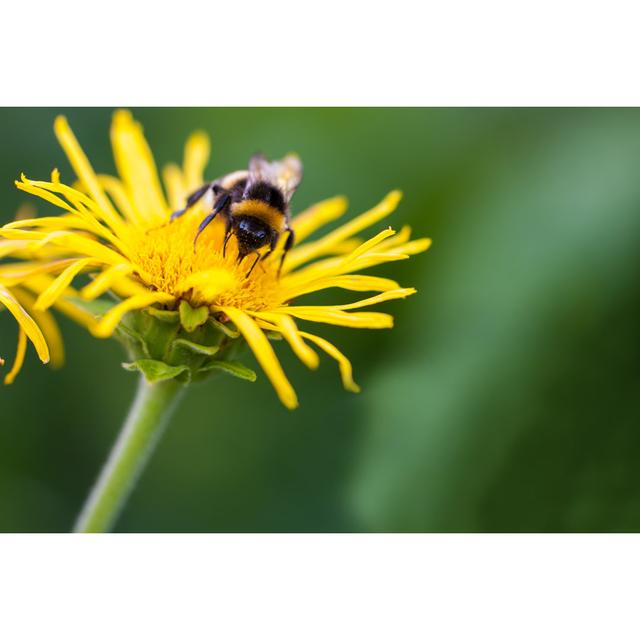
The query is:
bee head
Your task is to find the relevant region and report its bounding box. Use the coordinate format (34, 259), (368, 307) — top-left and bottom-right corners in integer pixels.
(232, 215), (274, 258)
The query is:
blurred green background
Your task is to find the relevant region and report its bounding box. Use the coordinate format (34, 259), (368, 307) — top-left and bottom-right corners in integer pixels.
(1, 108), (639, 532)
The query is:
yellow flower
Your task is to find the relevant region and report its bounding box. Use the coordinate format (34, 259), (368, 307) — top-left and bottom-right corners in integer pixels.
(0, 110), (430, 408)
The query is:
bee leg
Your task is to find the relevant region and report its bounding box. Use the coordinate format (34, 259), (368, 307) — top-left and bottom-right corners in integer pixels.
(278, 229), (295, 275)
(245, 252), (262, 278)
(222, 221), (234, 257)
(171, 183), (211, 221)
(260, 234), (279, 264)
(193, 211), (219, 250)
(193, 194), (232, 251)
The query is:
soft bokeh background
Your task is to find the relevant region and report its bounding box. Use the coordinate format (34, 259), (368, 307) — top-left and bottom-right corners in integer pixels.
(1, 108), (639, 532)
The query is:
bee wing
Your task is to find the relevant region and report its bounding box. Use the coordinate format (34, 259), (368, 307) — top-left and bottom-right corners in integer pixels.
(272, 153), (303, 203)
(247, 153), (303, 204)
(247, 153), (271, 184)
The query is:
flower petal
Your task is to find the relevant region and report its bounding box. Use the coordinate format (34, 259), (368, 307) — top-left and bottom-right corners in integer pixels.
(285, 190), (402, 271)
(183, 131), (210, 192)
(95, 174), (138, 224)
(292, 195), (348, 243)
(222, 307), (298, 409)
(0, 229), (125, 266)
(282, 307), (394, 329)
(162, 163), (187, 211)
(299, 331), (360, 393)
(34, 258), (93, 311)
(282, 274), (401, 299)
(0, 285), (50, 363)
(253, 312), (319, 370)
(11, 288), (64, 369)
(4, 329), (27, 385)
(54, 115), (124, 232)
(110, 110), (169, 226)
(92, 291), (175, 338)
(334, 287), (417, 310)
(81, 263), (134, 300)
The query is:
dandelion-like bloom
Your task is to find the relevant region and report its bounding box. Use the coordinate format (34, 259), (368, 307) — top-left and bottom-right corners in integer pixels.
(0, 111), (430, 408)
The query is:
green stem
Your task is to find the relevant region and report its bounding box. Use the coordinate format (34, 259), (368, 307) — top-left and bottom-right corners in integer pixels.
(73, 376), (185, 533)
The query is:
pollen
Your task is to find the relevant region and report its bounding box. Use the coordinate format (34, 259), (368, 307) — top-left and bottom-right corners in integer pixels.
(131, 213), (282, 311)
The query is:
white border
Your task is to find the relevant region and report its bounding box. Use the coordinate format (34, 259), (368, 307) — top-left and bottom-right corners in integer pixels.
(2, 2), (639, 637)
(2, 1), (640, 105)
(1, 534), (638, 639)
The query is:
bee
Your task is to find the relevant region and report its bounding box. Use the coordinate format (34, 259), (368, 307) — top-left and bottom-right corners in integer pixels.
(170, 153), (303, 276)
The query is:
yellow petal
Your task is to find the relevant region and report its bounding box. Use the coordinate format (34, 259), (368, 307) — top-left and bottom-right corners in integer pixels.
(96, 174), (138, 224)
(39, 231), (124, 266)
(21, 176), (128, 243)
(299, 331), (360, 393)
(110, 110), (168, 226)
(162, 163), (187, 212)
(34, 258), (93, 311)
(54, 115), (124, 232)
(282, 274), (401, 299)
(0, 229), (125, 266)
(14, 176), (128, 249)
(254, 312), (319, 369)
(177, 268), (236, 305)
(0, 285), (50, 363)
(92, 291), (175, 338)
(280, 228), (400, 297)
(377, 224), (412, 249)
(183, 131), (210, 192)
(222, 307), (298, 409)
(383, 237), (432, 256)
(12, 288), (64, 369)
(4, 329), (27, 385)
(0, 240), (30, 259)
(81, 263), (134, 300)
(282, 307), (394, 329)
(285, 190), (402, 271)
(292, 195), (348, 243)
(334, 287), (417, 310)
(344, 227), (396, 263)
(0, 259), (82, 283)
(4, 215), (102, 234)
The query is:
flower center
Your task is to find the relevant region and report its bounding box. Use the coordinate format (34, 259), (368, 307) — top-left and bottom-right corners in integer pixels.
(129, 212), (282, 311)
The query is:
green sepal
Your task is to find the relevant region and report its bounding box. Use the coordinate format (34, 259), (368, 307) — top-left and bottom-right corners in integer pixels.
(207, 316), (240, 338)
(171, 338), (220, 357)
(198, 360), (257, 381)
(145, 307), (180, 323)
(179, 300), (209, 332)
(115, 323), (151, 358)
(122, 359), (190, 383)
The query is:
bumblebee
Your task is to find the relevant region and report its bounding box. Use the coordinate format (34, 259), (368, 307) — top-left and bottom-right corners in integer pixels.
(171, 153), (303, 276)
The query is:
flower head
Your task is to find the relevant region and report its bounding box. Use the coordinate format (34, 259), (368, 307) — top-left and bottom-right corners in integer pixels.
(0, 111), (430, 408)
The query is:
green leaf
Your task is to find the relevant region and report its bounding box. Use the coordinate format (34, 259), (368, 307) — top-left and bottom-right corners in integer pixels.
(122, 359), (189, 383)
(199, 360), (257, 381)
(172, 339), (220, 356)
(179, 300), (209, 332)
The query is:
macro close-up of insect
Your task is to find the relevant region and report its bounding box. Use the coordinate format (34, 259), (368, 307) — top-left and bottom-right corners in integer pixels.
(4, 3), (638, 638)
(171, 153), (302, 276)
